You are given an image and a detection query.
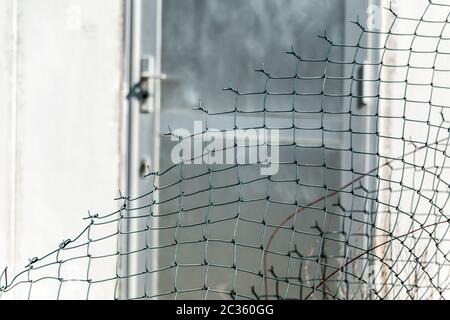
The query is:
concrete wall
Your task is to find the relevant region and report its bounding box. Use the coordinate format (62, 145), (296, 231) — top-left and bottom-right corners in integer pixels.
(0, 0), (124, 298)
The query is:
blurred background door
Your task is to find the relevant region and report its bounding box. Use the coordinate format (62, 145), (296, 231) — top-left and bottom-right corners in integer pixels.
(127, 0), (379, 299)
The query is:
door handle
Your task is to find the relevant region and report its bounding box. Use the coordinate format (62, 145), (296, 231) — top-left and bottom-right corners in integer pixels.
(132, 55), (167, 113)
(357, 64), (366, 109)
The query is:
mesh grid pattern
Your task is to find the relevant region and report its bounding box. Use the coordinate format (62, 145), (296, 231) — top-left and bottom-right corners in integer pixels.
(2, 0), (450, 300)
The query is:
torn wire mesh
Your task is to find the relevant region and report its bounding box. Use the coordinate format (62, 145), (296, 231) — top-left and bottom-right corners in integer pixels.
(2, 0), (450, 300)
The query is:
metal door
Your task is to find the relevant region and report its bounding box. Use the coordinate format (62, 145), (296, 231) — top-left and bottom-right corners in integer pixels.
(124, 0), (381, 299)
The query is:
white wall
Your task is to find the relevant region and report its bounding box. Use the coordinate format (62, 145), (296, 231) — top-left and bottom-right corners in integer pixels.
(0, 0), (14, 274)
(376, 0), (450, 299)
(0, 0), (124, 299)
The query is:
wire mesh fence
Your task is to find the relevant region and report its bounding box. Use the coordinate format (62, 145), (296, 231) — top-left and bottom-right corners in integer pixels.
(2, 0), (450, 300)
